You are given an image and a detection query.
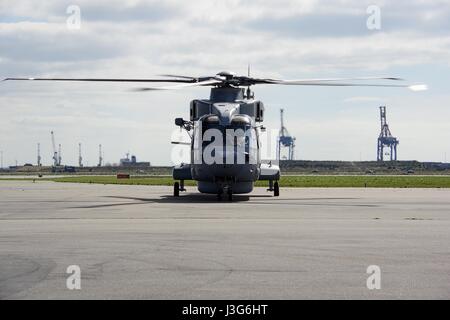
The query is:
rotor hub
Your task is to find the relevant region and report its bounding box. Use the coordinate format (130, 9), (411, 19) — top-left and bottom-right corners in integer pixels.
(216, 71), (236, 80)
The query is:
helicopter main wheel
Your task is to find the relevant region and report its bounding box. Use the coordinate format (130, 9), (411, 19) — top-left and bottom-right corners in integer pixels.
(274, 181), (280, 197)
(217, 187), (224, 201)
(173, 182), (180, 197)
(227, 188), (233, 201)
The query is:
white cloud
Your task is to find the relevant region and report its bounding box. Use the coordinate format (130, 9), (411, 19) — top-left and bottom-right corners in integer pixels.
(0, 0), (449, 165)
(343, 96), (384, 103)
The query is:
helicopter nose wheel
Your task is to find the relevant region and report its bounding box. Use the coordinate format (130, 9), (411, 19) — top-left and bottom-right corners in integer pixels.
(217, 186), (233, 201)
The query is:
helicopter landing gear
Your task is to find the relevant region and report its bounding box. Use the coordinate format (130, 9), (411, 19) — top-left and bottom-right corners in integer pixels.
(173, 180), (186, 197)
(173, 182), (180, 197)
(179, 180), (186, 192)
(217, 185), (233, 201)
(217, 188), (223, 201)
(268, 180), (280, 197)
(274, 181), (280, 197)
(227, 187), (233, 201)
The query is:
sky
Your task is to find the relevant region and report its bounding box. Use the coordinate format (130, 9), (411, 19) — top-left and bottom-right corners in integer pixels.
(0, 0), (449, 166)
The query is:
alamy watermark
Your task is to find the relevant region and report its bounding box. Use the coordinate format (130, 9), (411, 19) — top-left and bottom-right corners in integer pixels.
(366, 5), (381, 30)
(366, 265), (381, 290)
(66, 265), (81, 290)
(170, 125), (279, 165)
(66, 5), (81, 30)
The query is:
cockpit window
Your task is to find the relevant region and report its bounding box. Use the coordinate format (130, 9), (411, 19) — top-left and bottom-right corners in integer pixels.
(199, 116), (256, 164)
(231, 115), (251, 125)
(204, 115), (220, 124)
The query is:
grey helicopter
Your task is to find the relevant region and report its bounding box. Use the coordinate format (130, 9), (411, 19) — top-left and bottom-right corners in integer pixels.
(3, 71), (426, 200)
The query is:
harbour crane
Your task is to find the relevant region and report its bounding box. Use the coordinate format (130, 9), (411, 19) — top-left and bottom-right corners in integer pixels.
(277, 108), (296, 160)
(51, 131), (58, 167)
(377, 106), (399, 161)
(37, 143), (42, 166)
(98, 144), (103, 167)
(58, 144), (62, 166)
(78, 143), (83, 167)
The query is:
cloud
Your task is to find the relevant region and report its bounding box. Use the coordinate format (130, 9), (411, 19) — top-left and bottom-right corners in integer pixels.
(0, 0), (449, 165)
(343, 96), (384, 103)
(2, 1), (449, 75)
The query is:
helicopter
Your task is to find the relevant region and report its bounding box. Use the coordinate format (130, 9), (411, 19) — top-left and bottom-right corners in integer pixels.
(3, 71), (426, 200)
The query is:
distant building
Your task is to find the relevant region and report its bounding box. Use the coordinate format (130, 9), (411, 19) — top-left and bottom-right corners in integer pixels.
(119, 153), (150, 167)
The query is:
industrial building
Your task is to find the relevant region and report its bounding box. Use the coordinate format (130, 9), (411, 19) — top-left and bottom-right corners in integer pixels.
(120, 153), (150, 167)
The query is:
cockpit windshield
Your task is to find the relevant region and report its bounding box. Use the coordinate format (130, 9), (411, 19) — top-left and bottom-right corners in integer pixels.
(196, 115), (257, 164)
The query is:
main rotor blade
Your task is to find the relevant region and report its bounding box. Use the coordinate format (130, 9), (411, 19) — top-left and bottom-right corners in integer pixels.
(255, 76), (404, 84)
(2, 77), (194, 83)
(254, 77), (426, 91)
(158, 74), (197, 80)
(267, 81), (426, 91)
(160, 74), (223, 83)
(134, 79), (223, 91)
(3, 75), (426, 91)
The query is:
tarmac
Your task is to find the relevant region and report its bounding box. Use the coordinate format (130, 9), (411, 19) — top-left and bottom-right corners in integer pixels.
(1, 180), (449, 299)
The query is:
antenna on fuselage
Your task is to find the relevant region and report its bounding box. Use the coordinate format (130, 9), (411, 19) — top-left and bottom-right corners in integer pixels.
(246, 64), (254, 99)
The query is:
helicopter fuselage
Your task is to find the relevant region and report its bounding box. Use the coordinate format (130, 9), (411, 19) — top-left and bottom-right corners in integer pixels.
(172, 86), (280, 197)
